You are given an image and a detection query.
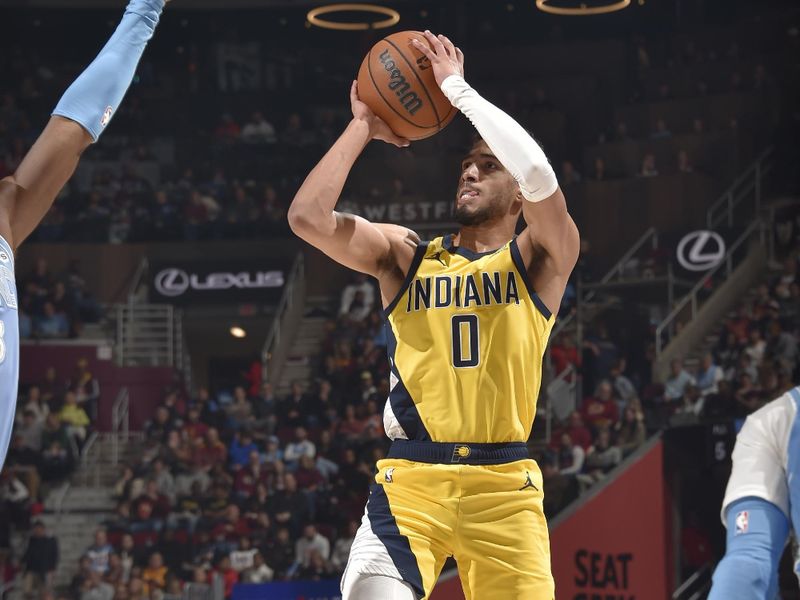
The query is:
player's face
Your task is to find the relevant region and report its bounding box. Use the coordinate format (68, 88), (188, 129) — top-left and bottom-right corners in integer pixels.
(454, 140), (520, 227)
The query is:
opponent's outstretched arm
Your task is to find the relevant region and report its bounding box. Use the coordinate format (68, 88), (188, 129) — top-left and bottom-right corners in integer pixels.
(0, 0), (167, 250)
(413, 31), (580, 313)
(288, 82), (418, 290)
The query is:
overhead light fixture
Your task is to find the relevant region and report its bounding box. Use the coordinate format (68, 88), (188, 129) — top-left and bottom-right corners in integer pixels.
(230, 326), (247, 339)
(536, 0), (631, 15)
(307, 3), (400, 31)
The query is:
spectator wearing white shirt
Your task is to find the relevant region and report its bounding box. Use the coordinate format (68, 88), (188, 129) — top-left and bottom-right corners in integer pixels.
(664, 358), (696, 403)
(283, 427), (316, 471)
(696, 353), (724, 398)
(558, 433), (585, 476)
(241, 111), (276, 144)
(295, 525), (330, 568)
(242, 552), (274, 583)
(744, 328), (766, 366)
(330, 520), (358, 571)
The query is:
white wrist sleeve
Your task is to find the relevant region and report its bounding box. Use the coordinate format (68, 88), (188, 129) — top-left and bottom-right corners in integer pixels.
(441, 74), (558, 202)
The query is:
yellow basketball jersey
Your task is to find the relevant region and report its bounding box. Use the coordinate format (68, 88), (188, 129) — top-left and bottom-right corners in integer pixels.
(382, 234), (555, 444)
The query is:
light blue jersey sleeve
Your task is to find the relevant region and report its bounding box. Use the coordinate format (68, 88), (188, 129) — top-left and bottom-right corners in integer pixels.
(788, 387), (800, 582)
(0, 235), (19, 471)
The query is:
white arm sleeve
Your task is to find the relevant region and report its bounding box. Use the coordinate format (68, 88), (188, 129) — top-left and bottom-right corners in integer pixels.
(441, 74), (559, 202)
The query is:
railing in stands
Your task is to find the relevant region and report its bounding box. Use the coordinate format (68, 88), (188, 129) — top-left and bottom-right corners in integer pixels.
(80, 430), (101, 488)
(672, 563), (712, 600)
(655, 219), (767, 355)
(115, 303), (182, 367)
(127, 257), (149, 305)
(706, 146), (774, 230)
(111, 388), (130, 466)
(544, 363), (576, 443)
(262, 254), (306, 384)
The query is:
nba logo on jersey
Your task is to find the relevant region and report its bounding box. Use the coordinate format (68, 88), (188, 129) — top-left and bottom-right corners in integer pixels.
(385, 467), (395, 483)
(734, 510), (749, 535)
(101, 105), (114, 128)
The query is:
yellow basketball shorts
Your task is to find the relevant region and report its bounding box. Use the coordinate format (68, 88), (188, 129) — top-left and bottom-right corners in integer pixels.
(342, 441), (554, 600)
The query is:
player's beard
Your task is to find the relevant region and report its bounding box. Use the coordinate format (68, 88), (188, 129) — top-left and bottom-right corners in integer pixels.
(453, 196), (506, 227)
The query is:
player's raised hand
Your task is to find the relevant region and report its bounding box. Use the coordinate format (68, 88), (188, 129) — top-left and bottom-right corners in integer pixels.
(350, 80), (410, 148)
(412, 31), (465, 89)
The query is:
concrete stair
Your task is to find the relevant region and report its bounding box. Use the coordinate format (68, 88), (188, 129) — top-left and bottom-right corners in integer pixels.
(276, 295), (335, 394)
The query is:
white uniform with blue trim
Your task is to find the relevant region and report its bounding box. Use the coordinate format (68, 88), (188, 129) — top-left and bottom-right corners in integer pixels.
(0, 235), (19, 470)
(721, 386), (800, 580)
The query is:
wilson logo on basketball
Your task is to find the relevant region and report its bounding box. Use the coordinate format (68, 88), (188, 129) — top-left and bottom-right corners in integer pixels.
(378, 49), (423, 115)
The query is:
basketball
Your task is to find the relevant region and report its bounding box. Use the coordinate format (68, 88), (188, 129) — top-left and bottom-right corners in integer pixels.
(357, 30), (457, 141)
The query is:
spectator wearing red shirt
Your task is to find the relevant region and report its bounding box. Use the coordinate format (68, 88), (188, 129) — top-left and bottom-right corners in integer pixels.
(133, 480), (172, 521)
(294, 455), (324, 491)
(550, 411), (593, 451)
(234, 451), (272, 499)
(550, 333), (579, 376)
(212, 556), (239, 599)
(182, 406), (209, 442)
(212, 505), (251, 542)
(581, 380), (620, 431)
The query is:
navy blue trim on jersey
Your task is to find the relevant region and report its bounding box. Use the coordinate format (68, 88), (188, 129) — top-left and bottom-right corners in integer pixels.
(388, 440), (529, 465)
(383, 241), (429, 317)
(367, 484), (425, 599)
(384, 322), (431, 441)
(442, 233), (502, 261)
(509, 238), (552, 320)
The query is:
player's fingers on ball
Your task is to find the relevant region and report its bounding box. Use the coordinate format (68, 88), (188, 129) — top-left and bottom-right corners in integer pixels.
(440, 35), (456, 57)
(411, 38), (434, 60)
(424, 30), (446, 53)
(456, 47), (465, 68)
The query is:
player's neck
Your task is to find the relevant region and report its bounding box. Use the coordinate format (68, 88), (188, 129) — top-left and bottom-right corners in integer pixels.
(454, 223), (515, 254)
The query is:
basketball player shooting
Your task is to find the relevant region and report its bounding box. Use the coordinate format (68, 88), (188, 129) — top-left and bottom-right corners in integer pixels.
(0, 0), (168, 470)
(289, 30), (579, 599)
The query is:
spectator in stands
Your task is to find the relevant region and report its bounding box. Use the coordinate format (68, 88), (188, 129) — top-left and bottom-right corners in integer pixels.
(22, 385), (49, 424)
(17, 409), (44, 452)
(146, 406), (173, 444)
(609, 359), (637, 410)
(59, 390), (91, 443)
(675, 384), (704, 417)
(614, 403), (646, 456)
(581, 381), (620, 431)
(0, 470), (30, 528)
(283, 427), (315, 471)
(592, 157), (607, 181)
(639, 153), (658, 177)
(80, 570), (115, 600)
(295, 524), (330, 570)
(86, 529), (114, 576)
(234, 450), (270, 500)
(22, 521), (58, 596)
(765, 318), (797, 373)
(664, 358), (696, 404)
(68, 358), (101, 421)
(213, 556), (239, 599)
(151, 458), (176, 503)
(330, 520), (358, 572)
(35, 301), (68, 338)
(279, 381), (308, 429)
(561, 160), (582, 185)
(241, 111), (276, 144)
(650, 117), (672, 139)
(214, 113), (241, 144)
(241, 551), (274, 583)
(541, 453), (579, 519)
(677, 149), (694, 173)
(696, 353), (724, 397)
(264, 527), (295, 580)
(142, 552), (168, 592)
(268, 474), (309, 535)
(229, 430), (259, 470)
(227, 386), (255, 430)
(39, 414), (74, 482)
(299, 549), (336, 581)
(581, 428), (622, 483)
(557, 434), (585, 476)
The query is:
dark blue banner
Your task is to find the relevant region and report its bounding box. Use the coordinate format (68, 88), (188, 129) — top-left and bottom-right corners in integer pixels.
(232, 580), (341, 600)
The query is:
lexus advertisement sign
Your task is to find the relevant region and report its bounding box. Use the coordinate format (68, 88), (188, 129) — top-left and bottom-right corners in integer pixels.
(149, 260), (286, 304)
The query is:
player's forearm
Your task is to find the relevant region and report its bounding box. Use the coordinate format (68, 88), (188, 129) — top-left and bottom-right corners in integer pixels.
(441, 75), (558, 202)
(287, 119), (370, 237)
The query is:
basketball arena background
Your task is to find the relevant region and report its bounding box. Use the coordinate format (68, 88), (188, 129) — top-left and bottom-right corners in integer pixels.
(1, 0), (798, 598)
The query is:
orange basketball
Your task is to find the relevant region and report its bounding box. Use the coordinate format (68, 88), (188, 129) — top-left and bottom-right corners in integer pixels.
(357, 30), (457, 141)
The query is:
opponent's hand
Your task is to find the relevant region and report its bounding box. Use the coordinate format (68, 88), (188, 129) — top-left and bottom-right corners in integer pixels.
(350, 81), (410, 148)
(411, 30), (465, 89)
